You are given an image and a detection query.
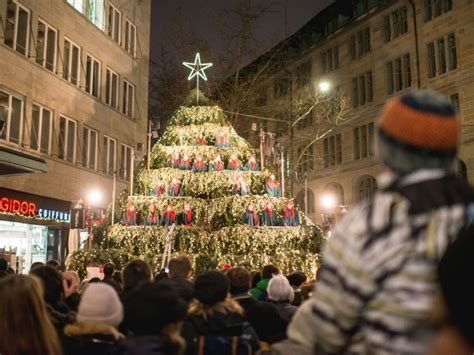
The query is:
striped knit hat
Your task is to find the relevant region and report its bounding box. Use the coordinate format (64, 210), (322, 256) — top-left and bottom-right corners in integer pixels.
(376, 90), (460, 173)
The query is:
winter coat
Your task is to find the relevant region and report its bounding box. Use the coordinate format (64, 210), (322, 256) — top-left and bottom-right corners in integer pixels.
(62, 324), (124, 355)
(46, 302), (76, 335)
(268, 301), (297, 323)
(249, 279), (270, 301)
(103, 276), (123, 294)
(116, 335), (182, 355)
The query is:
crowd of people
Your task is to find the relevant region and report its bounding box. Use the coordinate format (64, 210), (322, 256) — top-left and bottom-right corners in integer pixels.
(2, 90), (474, 355)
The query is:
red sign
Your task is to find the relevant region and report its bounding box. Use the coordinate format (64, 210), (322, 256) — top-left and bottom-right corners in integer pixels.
(0, 197), (36, 216)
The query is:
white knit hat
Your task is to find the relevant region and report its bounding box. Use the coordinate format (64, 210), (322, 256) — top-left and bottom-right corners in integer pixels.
(268, 274), (295, 303)
(77, 283), (124, 327)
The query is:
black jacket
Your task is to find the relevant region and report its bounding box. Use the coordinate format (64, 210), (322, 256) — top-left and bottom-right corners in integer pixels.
(116, 335), (182, 355)
(62, 324), (123, 355)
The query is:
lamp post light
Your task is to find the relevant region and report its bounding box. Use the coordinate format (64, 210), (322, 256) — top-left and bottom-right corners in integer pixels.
(320, 193), (347, 237)
(86, 189), (102, 249)
(318, 81), (331, 93)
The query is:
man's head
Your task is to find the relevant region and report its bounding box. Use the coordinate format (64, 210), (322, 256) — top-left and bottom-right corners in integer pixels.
(287, 271), (307, 288)
(377, 90), (460, 173)
(168, 256), (192, 280)
(122, 259), (152, 291)
(227, 268), (251, 295)
(46, 259), (61, 271)
(262, 265), (279, 279)
(103, 262), (115, 277)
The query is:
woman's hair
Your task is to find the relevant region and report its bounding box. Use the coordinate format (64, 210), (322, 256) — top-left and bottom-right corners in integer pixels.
(0, 275), (62, 355)
(268, 274), (295, 303)
(188, 296), (244, 320)
(29, 265), (65, 306)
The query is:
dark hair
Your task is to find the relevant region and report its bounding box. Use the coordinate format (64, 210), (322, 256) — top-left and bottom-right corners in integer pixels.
(287, 271), (307, 288)
(46, 259), (61, 271)
(122, 259), (152, 291)
(103, 262), (115, 277)
(113, 271), (123, 285)
(154, 269), (169, 282)
(30, 262), (45, 271)
(89, 277), (101, 283)
(0, 258), (7, 272)
(227, 268), (251, 295)
(251, 271), (261, 288)
(29, 266), (64, 306)
(168, 256), (192, 279)
(262, 265), (279, 279)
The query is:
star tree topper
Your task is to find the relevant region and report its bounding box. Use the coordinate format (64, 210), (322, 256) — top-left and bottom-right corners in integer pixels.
(183, 53), (213, 104)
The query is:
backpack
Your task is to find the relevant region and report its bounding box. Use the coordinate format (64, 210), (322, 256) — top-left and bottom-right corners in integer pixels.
(197, 335), (253, 355)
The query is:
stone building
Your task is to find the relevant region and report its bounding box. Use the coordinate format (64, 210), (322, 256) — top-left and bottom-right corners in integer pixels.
(0, 0), (150, 269)
(240, 0), (472, 224)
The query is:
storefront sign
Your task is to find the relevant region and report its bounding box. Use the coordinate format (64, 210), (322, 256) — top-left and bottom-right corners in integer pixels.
(0, 188), (71, 223)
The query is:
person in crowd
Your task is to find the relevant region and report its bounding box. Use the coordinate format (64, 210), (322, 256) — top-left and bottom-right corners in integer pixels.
(267, 275), (298, 323)
(182, 271), (260, 354)
(260, 201), (277, 227)
(150, 178), (165, 197)
(102, 262), (123, 294)
(30, 265), (76, 334)
(170, 151), (181, 169)
(283, 201), (299, 227)
(154, 268), (169, 282)
(119, 282), (188, 355)
(242, 202), (259, 227)
(266, 173), (282, 198)
(145, 203), (160, 226)
(63, 270), (81, 311)
(46, 259), (61, 270)
(233, 175), (250, 196)
(209, 153), (225, 172)
(161, 204), (177, 226)
(287, 271), (307, 306)
(178, 203), (195, 227)
(227, 153), (241, 170)
(179, 153), (192, 170)
(167, 178), (184, 197)
(429, 224), (474, 355)
(288, 90), (474, 354)
(251, 271), (261, 289)
(158, 256), (194, 304)
(249, 265), (279, 301)
(0, 275), (63, 355)
(243, 155), (259, 171)
(215, 130), (230, 148)
(123, 202), (138, 226)
(192, 154), (207, 172)
(62, 283), (124, 355)
(121, 259), (153, 301)
(227, 268), (287, 346)
(196, 132), (207, 146)
(113, 271), (123, 287)
(30, 261), (45, 270)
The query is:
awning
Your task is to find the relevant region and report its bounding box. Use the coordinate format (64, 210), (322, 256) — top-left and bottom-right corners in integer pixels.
(0, 146), (48, 175)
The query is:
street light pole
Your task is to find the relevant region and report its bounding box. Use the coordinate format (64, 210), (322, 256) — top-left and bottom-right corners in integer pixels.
(283, 69), (294, 196)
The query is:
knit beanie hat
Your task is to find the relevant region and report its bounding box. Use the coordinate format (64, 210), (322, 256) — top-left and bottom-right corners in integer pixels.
(122, 282), (187, 335)
(438, 224), (474, 346)
(194, 271), (230, 305)
(77, 282), (123, 327)
(376, 90), (460, 173)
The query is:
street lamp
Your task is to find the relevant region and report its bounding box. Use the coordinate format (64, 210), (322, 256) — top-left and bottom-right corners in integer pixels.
(86, 189), (102, 249)
(318, 81), (331, 93)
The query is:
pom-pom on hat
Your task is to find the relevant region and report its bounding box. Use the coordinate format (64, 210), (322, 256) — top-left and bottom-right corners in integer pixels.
(77, 283), (123, 327)
(376, 90), (460, 173)
(194, 271), (230, 305)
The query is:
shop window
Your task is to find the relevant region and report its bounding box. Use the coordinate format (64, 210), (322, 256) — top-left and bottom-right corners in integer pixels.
(86, 54), (101, 98)
(82, 127), (98, 170)
(31, 104), (52, 154)
(120, 144), (132, 180)
(36, 20), (57, 72)
(108, 4), (122, 44)
(5, 1), (30, 56)
(122, 79), (135, 118)
(103, 135), (116, 175)
(0, 90), (23, 145)
(63, 38), (81, 86)
(125, 19), (137, 57)
(356, 176), (377, 202)
(59, 116), (77, 163)
(105, 68), (119, 109)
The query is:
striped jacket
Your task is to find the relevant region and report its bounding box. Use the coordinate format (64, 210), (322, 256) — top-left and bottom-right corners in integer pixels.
(288, 170), (474, 354)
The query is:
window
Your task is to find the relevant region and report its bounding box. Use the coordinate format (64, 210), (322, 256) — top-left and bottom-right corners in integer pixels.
(323, 134), (342, 168)
(105, 68), (119, 109)
(384, 6), (408, 42)
(383, 16), (391, 42)
(86, 54), (101, 98)
(353, 123), (374, 160)
(63, 38), (81, 86)
(122, 80), (135, 118)
(425, 0), (452, 21)
(356, 176), (377, 202)
(296, 61), (311, 87)
(59, 116), (77, 163)
(354, 0), (369, 16)
(427, 33), (457, 79)
(353, 71), (373, 107)
(404, 54), (412, 88)
(0, 90), (23, 145)
(395, 58), (403, 91)
(350, 28), (370, 60)
(67, 0), (85, 13)
(88, 0), (105, 30)
(321, 46), (339, 73)
(451, 93), (460, 113)
(103, 136), (116, 175)
(387, 62), (394, 95)
(108, 4), (121, 44)
(31, 104), (52, 154)
(82, 127), (98, 170)
(36, 20), (57, 72)
(273, 77), (290, 98)
(125, 19), (137, 57)
(5, 1), (30, 56)
(297, 146), (314, 177)
(120, 144), (132, 180)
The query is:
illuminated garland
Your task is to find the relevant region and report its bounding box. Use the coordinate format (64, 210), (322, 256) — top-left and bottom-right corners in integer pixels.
(168, 106), (226, 126)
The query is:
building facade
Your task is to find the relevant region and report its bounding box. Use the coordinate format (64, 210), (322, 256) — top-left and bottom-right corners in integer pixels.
(245, 0), (472, 224)
(0, 0), (151, 270)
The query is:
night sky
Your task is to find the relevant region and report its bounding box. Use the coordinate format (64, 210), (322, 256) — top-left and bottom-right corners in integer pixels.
(151, 0), (334, 75)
